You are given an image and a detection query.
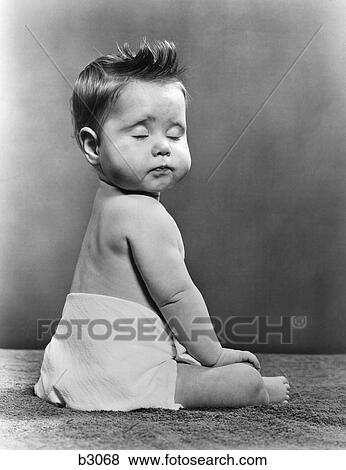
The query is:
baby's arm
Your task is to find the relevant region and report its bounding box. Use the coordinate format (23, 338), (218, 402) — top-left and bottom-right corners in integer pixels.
(123, 196), (222, 367)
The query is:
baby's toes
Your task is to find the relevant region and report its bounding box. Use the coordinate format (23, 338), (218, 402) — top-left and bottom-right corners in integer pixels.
(281, 377), (291, 391)
(285, 386), (290, 401)
(281, 377), (290, 401)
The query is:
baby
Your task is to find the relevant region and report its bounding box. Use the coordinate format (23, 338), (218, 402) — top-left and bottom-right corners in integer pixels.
(34, 40), (290, 411)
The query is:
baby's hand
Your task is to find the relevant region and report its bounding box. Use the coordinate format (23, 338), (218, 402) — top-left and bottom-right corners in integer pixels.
(212, 348), (261, 370)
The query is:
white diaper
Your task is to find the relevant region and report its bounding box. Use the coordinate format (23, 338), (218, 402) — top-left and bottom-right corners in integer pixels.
(34, 293), (200, 411)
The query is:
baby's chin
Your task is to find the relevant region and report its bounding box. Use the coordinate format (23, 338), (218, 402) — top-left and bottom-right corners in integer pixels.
(147, 171), (188, 192)
(109, 167), (189, 194)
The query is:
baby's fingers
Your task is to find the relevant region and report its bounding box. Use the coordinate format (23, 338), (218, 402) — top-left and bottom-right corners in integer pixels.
(242, 351), (261, 370)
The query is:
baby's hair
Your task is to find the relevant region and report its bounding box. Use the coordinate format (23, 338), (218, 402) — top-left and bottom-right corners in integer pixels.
(71, 38), (188, 150)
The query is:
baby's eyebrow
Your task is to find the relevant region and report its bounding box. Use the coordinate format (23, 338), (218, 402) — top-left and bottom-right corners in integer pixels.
(121, 116), (186, 132)
(167, 119), (186, 131)
(121, 116), (155, 131)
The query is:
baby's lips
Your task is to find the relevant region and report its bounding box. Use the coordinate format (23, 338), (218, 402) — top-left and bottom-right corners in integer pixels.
(151, 165), (173, 171)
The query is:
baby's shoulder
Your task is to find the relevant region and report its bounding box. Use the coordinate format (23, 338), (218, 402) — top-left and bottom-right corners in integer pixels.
(103, 194), (174, 234)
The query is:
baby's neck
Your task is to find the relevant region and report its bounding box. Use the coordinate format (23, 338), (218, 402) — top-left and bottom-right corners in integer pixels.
(98, 179), (160, 201)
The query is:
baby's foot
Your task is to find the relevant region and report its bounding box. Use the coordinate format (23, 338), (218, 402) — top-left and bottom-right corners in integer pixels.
(263, 376), (290, 404)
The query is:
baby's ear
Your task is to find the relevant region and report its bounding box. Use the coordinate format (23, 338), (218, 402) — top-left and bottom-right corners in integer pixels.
(79, 127), (100, 166)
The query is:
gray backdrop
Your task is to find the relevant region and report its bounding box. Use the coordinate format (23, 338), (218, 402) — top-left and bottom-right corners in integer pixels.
(1, 0), (345, 352)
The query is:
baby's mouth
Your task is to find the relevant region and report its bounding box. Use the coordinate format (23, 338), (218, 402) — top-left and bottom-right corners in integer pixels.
(150, 166), (172, 173)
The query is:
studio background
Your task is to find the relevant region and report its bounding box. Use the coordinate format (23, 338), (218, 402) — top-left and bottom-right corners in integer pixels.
(1, 0), (345, 352)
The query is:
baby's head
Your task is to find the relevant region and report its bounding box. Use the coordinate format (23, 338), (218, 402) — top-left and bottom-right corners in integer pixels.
(71, 39), (191, 196)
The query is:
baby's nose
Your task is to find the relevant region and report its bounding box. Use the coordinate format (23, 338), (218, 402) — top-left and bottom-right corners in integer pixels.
(152, 139), (171, 157)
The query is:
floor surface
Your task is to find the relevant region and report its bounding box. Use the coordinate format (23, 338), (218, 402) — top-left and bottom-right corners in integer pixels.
(0, 350), (345, 449)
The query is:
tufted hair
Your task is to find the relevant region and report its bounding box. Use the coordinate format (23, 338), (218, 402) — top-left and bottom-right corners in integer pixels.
(71, 39), (188, 149)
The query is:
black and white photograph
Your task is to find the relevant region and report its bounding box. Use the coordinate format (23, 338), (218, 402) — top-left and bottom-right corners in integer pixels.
(0, 0), (345, 466)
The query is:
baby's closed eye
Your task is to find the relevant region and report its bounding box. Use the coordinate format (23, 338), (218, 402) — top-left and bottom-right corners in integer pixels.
(132, 134), (149, 140)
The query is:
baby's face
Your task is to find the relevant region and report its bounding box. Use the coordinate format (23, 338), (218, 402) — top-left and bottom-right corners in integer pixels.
(98, 80), (191, 196)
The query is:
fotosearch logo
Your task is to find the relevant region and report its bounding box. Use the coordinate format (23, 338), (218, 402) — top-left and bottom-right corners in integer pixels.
(37, 314), (307, 345)
(219, 315), (307, 345)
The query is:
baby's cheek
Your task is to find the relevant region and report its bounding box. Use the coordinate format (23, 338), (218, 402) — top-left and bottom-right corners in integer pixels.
(179, 148), (191, 171)
(186, 152), (192, 169)
(115, 139), (134, 155)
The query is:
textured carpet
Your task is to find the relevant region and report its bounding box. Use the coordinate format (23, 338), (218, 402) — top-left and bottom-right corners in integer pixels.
(0, 350), (345, 449)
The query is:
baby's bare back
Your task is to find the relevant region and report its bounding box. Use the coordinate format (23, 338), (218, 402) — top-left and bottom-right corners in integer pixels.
(70, 182), (184, 312)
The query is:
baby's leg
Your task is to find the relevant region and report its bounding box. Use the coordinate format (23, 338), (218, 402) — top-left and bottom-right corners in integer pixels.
(175, 362), (289, 409)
